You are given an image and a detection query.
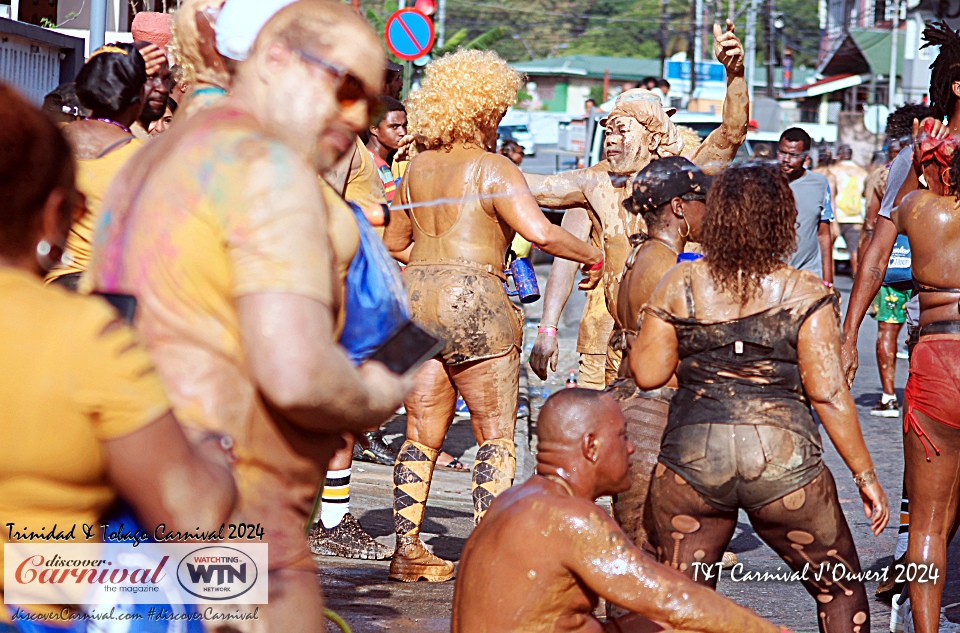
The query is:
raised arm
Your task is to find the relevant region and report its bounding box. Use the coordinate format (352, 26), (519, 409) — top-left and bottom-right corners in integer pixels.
(489, 155), (602, 280)
(798, 298), (889, 535)
(529, 207), (592, 380)
(690, 21), (748, 174)
(567, 507), (783, 633)
(524, 169), (590, 209)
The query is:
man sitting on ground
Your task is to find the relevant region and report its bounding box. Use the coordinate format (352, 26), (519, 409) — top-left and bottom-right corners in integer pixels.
(452, 389), (787, 633)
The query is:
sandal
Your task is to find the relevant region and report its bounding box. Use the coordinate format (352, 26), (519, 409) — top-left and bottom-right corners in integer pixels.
(438, 455), (469, 472)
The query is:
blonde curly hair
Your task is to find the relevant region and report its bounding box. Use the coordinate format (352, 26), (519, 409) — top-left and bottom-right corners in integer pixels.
(407, 49), (523, 150)
(170, 0), (230, 87)
(676, 125), (703, 158)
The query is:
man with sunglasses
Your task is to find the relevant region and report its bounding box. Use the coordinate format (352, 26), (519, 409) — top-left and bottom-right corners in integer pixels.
(777, 127), (834, 284)
(85, 1), (409, 630)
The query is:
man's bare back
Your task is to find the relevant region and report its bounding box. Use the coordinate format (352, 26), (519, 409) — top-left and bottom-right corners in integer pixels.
(452, 390), (784, 633)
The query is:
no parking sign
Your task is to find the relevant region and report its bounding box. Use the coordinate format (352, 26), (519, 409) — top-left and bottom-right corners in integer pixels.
(384, 8), (435, 62)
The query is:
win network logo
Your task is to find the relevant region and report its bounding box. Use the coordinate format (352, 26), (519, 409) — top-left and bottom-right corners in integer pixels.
(176, 547), (258, 600)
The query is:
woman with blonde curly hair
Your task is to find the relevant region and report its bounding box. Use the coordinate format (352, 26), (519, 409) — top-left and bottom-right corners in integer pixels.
(170, 0), (232, 119)
(631, 162), (888, 633)
(383, 49), (604, 582)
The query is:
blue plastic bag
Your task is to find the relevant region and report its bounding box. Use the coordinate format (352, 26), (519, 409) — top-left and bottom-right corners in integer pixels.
(339, 203), (411, 363)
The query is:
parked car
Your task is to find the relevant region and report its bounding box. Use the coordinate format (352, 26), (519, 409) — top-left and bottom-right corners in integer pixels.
(498, 124), (537, 156)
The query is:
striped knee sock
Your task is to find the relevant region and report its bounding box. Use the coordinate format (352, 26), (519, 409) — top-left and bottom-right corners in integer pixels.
(895, 496), (909, 559)
(320, 468), (351, 529)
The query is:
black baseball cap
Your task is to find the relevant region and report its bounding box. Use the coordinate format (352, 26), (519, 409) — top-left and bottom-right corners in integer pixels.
(629, 156), (712, 214)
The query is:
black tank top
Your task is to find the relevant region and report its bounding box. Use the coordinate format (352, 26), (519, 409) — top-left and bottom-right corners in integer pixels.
(645, 268), (839, 446)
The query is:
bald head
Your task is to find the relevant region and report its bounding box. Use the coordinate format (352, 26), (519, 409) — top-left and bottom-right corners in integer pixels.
(538, 389), (617, 446)
(251, 0), (384, 93)
(536, 389), (632, 499)
(229, 0), (384, 169)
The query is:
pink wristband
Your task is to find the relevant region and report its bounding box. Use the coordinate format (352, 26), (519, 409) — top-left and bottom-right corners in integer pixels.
(588, 258), (604, 272)
(538, 326), (557, 337)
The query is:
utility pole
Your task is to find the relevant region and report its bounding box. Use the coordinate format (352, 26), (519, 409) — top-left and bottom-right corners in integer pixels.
(888, 0), (901, 110)
(694, 0), (704, 64)
(659, 0), (669, 79)
(745, 0), (760, 102)
(437, 0), (446, 48)
(765, 0), (776, 97)
(688, 0), (698, 101)
(90, 0), (108, 52)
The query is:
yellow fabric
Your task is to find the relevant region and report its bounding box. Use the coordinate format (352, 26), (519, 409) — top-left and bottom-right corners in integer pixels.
(84, 119), (338, 571)
(510, 234), (532, 259)
(344, 136), (387, 210)
(578, 353), (606, 390)
(47, 138), (143, 282)
(0, 268), (169, 617)
(319, 178), (360, 334)
(391, 158), (409, 180)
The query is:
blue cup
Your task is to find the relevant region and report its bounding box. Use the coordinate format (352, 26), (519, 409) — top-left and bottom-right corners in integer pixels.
(677, 252), (705, 263)
(504, 257), (541, 303)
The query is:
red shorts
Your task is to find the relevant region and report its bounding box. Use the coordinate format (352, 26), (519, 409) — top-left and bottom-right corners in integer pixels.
(904, 337), (960, 459)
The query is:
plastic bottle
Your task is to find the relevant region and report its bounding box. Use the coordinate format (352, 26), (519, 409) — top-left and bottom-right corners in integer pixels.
(565, 370), (578, 388)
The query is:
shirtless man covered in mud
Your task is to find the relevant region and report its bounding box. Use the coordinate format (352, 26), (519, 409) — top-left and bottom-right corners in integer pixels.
(383, 49), (603, 583)
(452, 389), (787, 633)
(528, 21), (747, 385)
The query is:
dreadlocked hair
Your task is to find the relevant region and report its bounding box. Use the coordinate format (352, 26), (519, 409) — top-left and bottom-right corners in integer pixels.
(950, 139), (960, 199)
(922, 21), (960, 120)
(886, 103), (932, 142)
(701, 161), (797, 305)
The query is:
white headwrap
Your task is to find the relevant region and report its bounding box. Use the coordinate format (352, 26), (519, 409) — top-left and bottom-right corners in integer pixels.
(214, 0), (297, 61)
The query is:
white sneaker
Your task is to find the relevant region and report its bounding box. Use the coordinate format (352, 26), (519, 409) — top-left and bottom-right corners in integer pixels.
(894, 595), (960, 633)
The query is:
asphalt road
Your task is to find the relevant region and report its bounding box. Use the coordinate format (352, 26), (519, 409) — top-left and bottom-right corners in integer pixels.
(319, 268), (958, 633)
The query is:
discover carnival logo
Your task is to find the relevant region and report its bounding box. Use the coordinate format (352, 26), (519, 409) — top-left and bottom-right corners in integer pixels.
(176, 547), (258, 600)
(4, 543), (268, 605)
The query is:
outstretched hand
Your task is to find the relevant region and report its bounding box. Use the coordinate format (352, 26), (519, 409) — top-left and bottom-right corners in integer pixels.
(840, 338), (859, 388)
(713, 19), (745, 76)
(578, 263), (603, 290)
(529, 333), (559, 380)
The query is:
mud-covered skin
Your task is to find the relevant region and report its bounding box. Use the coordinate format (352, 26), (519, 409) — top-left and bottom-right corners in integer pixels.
(383, 131), (601, 552)
(890, 157), (960, 633)
(405, 261), (522, 364)
(632, 261), (888, 632)
(524, 23), (747, 328)
(608, 380), (673, 551)
(452, 477), (783, 633)
(651, 465), (870, 633)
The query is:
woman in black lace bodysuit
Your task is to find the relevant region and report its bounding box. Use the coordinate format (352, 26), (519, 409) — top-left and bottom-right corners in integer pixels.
(630, 162), (889, 633)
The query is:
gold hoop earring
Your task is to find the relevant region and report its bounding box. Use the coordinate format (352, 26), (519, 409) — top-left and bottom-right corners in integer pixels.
(678, 216), (690, 238)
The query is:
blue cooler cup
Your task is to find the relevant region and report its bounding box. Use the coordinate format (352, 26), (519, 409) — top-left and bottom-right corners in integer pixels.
(504, 257), (541, 303)
(677, 252), (705, 263)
